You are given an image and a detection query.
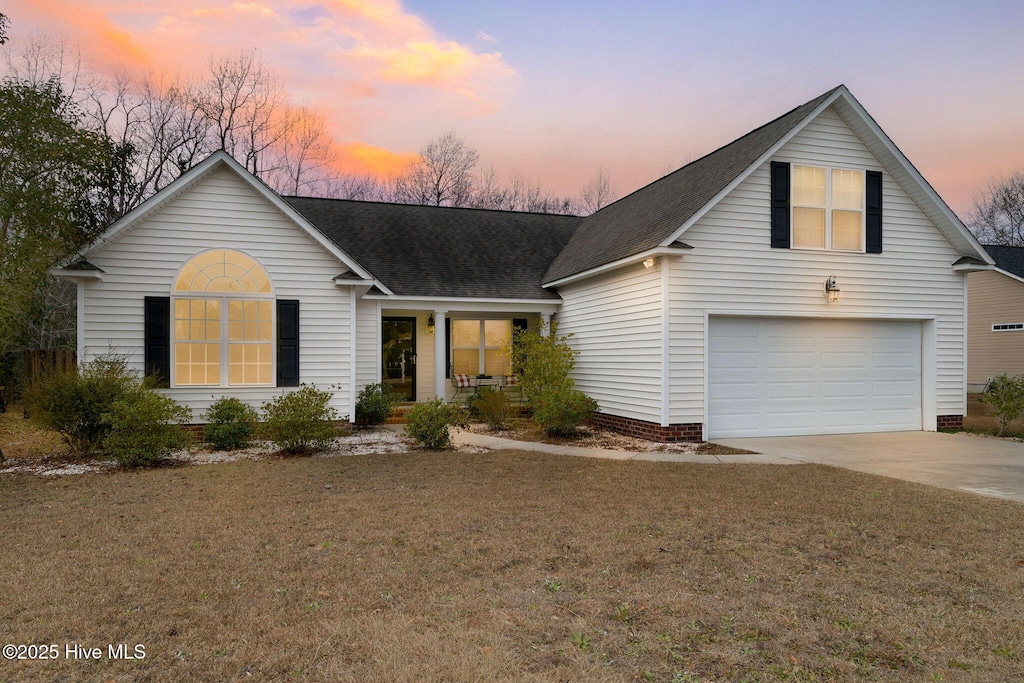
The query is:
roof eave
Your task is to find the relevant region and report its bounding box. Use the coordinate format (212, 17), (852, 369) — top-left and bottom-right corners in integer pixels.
(542, 245), (692, 289)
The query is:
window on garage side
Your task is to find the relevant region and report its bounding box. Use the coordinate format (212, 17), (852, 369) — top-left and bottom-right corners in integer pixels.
(173, 249), (274, 387)
(792, 164), (864, 252)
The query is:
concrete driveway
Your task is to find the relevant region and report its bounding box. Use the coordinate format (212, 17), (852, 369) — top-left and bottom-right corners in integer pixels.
(712, 431), (1024, 502)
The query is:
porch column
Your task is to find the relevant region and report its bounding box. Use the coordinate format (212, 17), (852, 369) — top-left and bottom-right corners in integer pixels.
(434, 309), (448, 399)
(540, 312), (552, 337)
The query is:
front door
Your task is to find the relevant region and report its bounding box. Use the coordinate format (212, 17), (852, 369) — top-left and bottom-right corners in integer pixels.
(382, 317), (416, 401)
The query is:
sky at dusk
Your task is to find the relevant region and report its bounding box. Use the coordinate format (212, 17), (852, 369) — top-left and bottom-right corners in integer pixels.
(5, 0), (1024, 218)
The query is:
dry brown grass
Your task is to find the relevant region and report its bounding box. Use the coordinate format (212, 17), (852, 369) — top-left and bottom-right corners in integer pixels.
(0, 405), (65, 464)
(964, 393), (1024, 437)
(3, 451), (1024, 682)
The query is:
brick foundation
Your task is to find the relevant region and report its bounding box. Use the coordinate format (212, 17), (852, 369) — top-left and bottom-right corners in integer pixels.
(591, 412), (703, 443)
(936, 414), (964, 431)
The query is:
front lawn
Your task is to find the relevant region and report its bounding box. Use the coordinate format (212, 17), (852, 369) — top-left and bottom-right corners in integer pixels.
(2, 451), (1023, 682)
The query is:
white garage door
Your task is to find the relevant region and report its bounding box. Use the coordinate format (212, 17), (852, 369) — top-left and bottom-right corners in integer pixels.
(708, 317), (922, 438)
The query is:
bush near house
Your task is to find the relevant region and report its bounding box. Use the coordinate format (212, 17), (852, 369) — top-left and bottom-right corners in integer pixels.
(260, 384), (339, 454)
(470, 388), (513, 431)
(404, 399), (468, 450)
(23, 354), (137, 458)
(533, 388), (599, 437)
(355, 382), (402, 426)
(511, 323), (598, 436)
(204, 396), (259, 450)
(103, 389), (192, 467)
(981, 374), (1024, 436)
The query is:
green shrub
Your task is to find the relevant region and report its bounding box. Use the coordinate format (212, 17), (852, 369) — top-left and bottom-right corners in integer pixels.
(24, 354), (137, 458)
(982, 374), (1024, 435)
(355, 382), (402, 426)
(261, 384), (339, 454)
(473, 388), (512, 430)
(103, 389), (192, 467)
(533, 388), (598, 437)
(510, 323), (578, 407)
(404, 399), (468, 450)
(203, 396), (259, 450)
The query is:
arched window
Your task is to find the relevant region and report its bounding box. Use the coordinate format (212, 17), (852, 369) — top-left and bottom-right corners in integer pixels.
(172, 250), (274, 386)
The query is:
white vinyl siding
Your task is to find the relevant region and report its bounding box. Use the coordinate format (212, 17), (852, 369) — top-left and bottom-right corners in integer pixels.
(355, 299), (380, 392)
(82, 166), (355, 420)
(556, 266), (662, 423)
(666, 105), (965, 428)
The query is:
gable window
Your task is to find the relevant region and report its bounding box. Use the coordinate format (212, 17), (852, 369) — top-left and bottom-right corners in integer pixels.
(451, 319), (511, 376)
(172, 249), (274, 387)
(791, 165), (864, 251)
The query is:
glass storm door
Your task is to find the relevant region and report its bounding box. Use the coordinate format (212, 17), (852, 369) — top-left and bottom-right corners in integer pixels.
(382, 317), (416, 401)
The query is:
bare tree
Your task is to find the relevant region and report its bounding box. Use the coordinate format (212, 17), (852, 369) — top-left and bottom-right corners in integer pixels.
(268, 105), (339, 196)
(969, 172), (1024, 246)
(470, 167), (576, 214)
(578, 168), (617, 214)
(0, 13), (9, 45)
(392, 131), (479, 207)
(198, 50), (290, 176)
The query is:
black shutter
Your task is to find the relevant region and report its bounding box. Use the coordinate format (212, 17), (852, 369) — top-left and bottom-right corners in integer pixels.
(444, 317), (451, 378)
(276, 300), (300, 387)
(770, 161), (791, 249)
(144, 296), (170, 388)
(866, 170), (883, 254)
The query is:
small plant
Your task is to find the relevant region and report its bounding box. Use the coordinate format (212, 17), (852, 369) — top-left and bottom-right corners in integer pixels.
(473, 388), (512, 430)
(532, 388), (598, 437)
(24, 353), (138, 458)
(981, 374), (1024, 436)
(570, 632), (591, 651)
(403, 399), (467, 450)
(509, 322), (578, 406)
(355, 382), (401, 426)
(203, 396), (259, 450)
(543, 577), (562, 593)
(261, 384), (339, 454)
(103, 388), (192, 467)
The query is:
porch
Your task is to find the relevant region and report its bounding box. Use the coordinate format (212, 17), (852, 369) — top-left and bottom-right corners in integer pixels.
(362, 300), (559, 403)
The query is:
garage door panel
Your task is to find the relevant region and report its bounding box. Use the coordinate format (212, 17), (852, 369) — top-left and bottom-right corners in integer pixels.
(821, 351), (866, 369)
(820, 380), (867, 399)
(766, 410), (816, 430)
(821, 409), (869, 429)
(708, 317), (922, 438)
(765, 381), (815, 400)
(765, 351), (814, 369)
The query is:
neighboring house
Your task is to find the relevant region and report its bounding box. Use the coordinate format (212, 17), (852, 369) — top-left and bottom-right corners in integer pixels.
(53, 85), (993, 441)
(967, 246), (1024, 392)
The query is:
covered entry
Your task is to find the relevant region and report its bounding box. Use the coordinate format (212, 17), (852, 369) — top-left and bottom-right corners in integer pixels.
(707, 316), (923, 438)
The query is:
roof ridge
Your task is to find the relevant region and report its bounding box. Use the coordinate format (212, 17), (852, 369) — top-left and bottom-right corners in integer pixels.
(582, 85), (844, 219)
(282, 194), (581, 219)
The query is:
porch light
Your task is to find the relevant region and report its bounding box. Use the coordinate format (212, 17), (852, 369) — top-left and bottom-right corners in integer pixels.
(427, 314), (435, 334)
(643, 257), (655, 269)
(824, 274), (840, 303)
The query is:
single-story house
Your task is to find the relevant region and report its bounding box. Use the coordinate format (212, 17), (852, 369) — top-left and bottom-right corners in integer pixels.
(53, 85), (993, 441)
(967, 245), (1024, 392)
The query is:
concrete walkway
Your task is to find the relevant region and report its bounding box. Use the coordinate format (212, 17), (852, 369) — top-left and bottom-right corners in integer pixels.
(713, 431), (1024, 502)
(448, 429), (795, 464)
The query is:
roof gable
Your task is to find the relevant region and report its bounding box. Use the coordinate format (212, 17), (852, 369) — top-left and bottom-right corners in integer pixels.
(80, 151), (379, 283)
(543, 85), (992, 286)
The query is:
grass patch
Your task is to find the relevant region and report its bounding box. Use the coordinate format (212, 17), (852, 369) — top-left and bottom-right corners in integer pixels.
(2, 452), (1024, 681)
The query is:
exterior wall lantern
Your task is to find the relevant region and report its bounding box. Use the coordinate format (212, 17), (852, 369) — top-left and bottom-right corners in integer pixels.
(427, 314), (435, 334)
(824, 274), (840, 303)
(643, 257), (655, 269)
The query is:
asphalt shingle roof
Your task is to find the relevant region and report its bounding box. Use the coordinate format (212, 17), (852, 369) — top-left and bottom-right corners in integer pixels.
(283, 197), (581, 299)
(542, 86), (841, 284)
(983, 245), (1024, 280)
